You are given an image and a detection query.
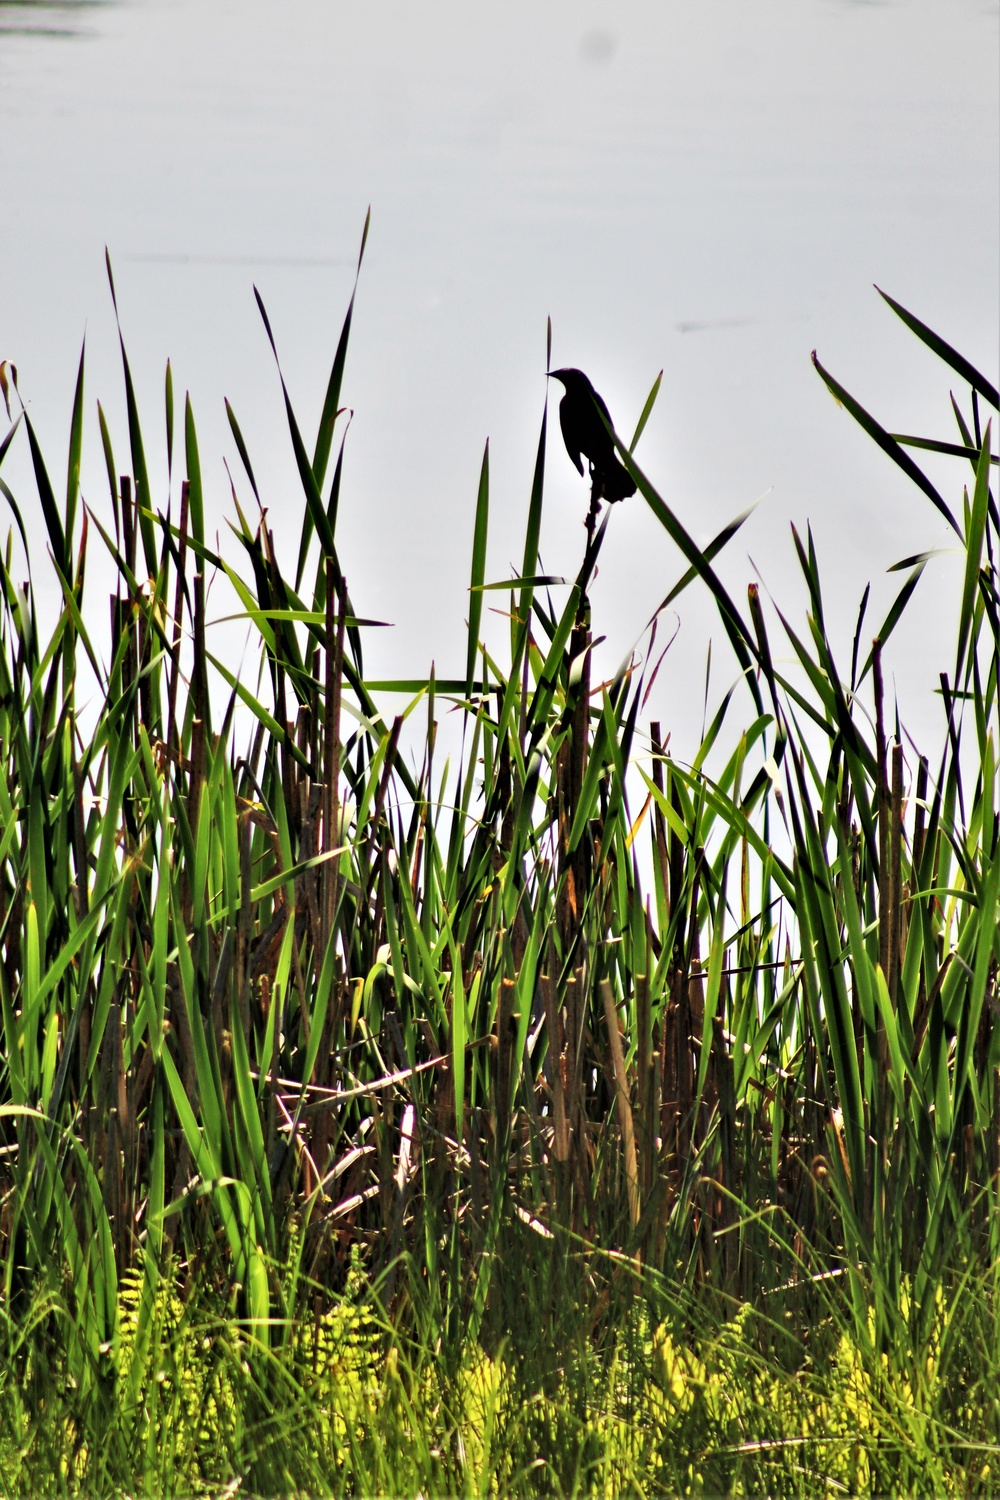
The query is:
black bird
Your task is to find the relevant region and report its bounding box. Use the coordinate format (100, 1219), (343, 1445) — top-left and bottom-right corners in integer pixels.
(548, 367), (636, 504)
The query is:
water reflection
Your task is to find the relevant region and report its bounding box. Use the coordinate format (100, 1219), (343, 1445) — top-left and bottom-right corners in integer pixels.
(0, 0), (106, 37)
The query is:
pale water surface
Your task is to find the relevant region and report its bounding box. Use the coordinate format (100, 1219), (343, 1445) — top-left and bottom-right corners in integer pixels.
(1, 0), (997, 758)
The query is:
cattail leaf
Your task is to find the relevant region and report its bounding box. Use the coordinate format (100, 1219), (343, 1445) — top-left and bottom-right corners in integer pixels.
(225, 397), (260, 504)
(254, 284), (336, 563)
(956, 425), (993, 684)
(183, 394), (205, 546)
(657, 503), (756, 612)
(475, 574), (566, 592)
(517, 399), (547, 650)
(812, 349), (960, 535)
(165, 358), (174, 485)
(24, 414), (66, 579)
(889, 431), (998, 464)
(0, 475), (31, 561)
(466, 441), (490, 698)
(876, 286), (999, 410)
(312, 212), (369, 493)
(0, 412), (21, 472)
(619, 442), (763, 714)
(65, 338), (85, 549)
(858, 562), (927, 684)
(629, 368), (662, 452)
(106, 254), (157, 575)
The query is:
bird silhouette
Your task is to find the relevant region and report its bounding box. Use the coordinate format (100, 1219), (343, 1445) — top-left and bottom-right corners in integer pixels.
(549, 368), (636, 504)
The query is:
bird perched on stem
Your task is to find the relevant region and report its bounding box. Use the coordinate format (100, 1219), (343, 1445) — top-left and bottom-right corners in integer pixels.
(549, 368), (636, 505)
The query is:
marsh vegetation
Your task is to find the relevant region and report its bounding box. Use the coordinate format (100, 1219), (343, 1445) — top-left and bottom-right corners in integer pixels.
(0, 231), (996, 1493)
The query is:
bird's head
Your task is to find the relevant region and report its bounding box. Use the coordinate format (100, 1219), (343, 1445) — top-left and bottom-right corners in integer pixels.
(548, 367), (593, 396)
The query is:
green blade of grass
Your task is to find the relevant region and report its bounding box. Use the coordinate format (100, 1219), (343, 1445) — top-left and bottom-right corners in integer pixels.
(225, 397), (261, 505)
(629, 368), (662, 452)
(165, 358), (174, 486)
(857, 560), (928, 684)
(311, 209), (370, 495)
(24, 414), (66, 580)
(956, 425), (993, 684)
(617, 443), (764, 715)
(254, 285), (336, 560)
(65, 339), (85, 549)
(811, 349), (960, 535)
(517, 396), (548, 650)
(876, 286), (999, 410)
(467, 441), (490, 700)
(106, 249), (158, 575)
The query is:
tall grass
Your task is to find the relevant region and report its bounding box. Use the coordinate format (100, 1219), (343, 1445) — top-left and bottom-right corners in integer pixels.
(0, 232), (996, 1492)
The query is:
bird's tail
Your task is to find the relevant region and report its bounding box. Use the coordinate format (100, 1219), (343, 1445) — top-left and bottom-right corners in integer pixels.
(596, 457), (637, 504)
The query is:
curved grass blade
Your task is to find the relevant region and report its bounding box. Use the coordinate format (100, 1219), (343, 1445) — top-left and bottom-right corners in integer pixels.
(618, 442), (763, 714)
(876, 286), (999, 410)
(812, 350), (960, 535)
(656, 502), (757, 613)
(325, 418), (350, 541)
(0, 360), (19, 420)
(0, 477), (31, 562)
(211, 607), (388, 630)
(0, 413), (21, 475)
(225, 398), (261, 506)
(24, 414), (66, 580)
(857, 560), (928, 684)
(850, 581), (870, 691)
(96, 401), (120, 547)
(890, 433), (998, 465)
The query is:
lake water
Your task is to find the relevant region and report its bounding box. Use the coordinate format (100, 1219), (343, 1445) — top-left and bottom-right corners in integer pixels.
(1, 0), (997, 763)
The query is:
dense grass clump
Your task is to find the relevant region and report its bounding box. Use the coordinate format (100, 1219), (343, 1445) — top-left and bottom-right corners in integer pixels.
(0, 232), (996, 1493)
